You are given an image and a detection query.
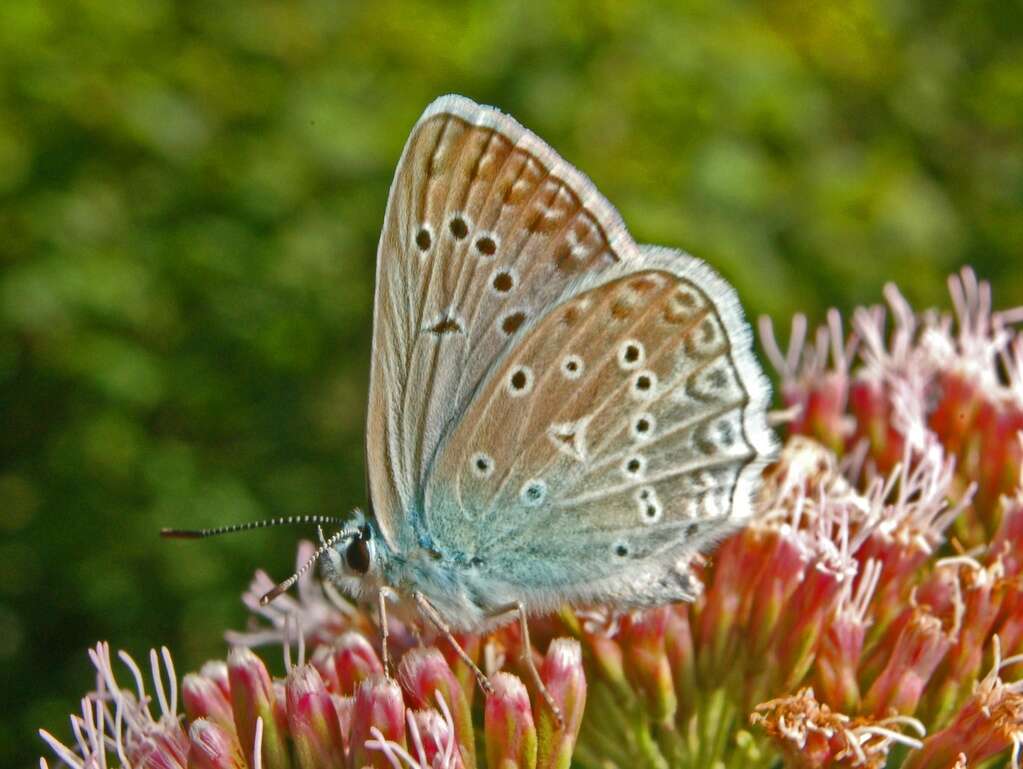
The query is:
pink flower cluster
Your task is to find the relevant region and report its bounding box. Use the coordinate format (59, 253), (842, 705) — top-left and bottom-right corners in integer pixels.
(41, 621), (585, 769)
(41, 269), (1023, 769)
(744, 269), (1023, 767)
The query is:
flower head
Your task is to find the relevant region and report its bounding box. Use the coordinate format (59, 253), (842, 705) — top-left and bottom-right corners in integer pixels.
(41, 268), (1023, 769)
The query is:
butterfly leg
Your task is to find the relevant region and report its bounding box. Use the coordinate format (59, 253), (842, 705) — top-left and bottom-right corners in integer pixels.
(486, 602), (565, 729)
(377, 587), (396, 677)
(413, 591), (494, 694)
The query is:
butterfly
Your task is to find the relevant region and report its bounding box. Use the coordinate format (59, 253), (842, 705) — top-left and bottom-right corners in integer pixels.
(166, 95), (777, 724)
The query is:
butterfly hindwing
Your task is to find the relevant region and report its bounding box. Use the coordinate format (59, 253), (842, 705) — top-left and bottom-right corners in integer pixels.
(423, 250), (775, 602)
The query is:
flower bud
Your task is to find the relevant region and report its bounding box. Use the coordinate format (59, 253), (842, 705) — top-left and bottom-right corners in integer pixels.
(664, 608), (697, 719)
(186, 719), (245, 769)
(310, 645), (340, 693)
(200, 661), (232, 701)
(227, 647), (289, 769)
(349, 675), (407, 769)
(536, 639), (586, 769)
(697, 533), (750, 677)
(620, 608), (676, 726)
(794, 371), (851, 453)
(858, 532), (932, 640)
(285, 665), (345, 769)
(398, 647), (476, 768)
(182, 672), (235, 731)
(411, 709), (461, 769)
(745, 529), (810, 661)
(334, 694), (354, 755)
(815, 621), (865, 715)
(992, 494), (1023, 577)
(849, 375), (905, 473)
(770, 562), (845, 693)
(583, 631), (627, 695)
(485, 672), (537, 769)
(333, 631), (385, 695)
(817, 559), (880, 713)
(922, 560), (1004, 726)
(928, 370), (981, 457)
(995, 586), (1023, 667)
(974, 400), (1023, 519)
(863, 609), (952, 717)
(133, 727), (190, 769)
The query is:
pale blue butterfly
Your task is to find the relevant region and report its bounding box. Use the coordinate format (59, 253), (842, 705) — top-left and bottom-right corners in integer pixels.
(167, 95), (777, 723)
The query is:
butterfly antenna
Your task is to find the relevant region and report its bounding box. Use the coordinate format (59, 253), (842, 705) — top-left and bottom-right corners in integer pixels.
(160, 515), (349, 539)
(259, 525), (359, 606)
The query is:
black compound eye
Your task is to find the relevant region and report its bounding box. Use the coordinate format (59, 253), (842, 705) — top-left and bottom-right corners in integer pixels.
(346, 532), (371, 574)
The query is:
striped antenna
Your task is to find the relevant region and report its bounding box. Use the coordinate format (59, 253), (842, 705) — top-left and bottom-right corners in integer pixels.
(160, 515), (348, 539)
(259, 525), (360, 605)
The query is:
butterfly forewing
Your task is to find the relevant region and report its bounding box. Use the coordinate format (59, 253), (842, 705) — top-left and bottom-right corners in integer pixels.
(368, 96), (630, 548)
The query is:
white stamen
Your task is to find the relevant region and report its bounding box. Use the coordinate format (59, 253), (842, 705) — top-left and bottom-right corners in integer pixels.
(149, 648), (170, 718)
(116, 650), (147, 712)
(253, 717), (264, 769)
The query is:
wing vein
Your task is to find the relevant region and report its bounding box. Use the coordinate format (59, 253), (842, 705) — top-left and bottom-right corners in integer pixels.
(553, 454), (753, 509)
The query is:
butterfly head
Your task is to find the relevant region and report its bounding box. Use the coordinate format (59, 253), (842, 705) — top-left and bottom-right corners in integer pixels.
(160, 511), (392, 606)
(321, 510), (390, 600)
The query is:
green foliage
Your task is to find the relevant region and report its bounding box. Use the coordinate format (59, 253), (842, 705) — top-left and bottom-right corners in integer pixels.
(2, 1), (1020, 766)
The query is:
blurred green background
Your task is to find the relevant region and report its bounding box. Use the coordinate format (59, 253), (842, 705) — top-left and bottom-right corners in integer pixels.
(2, 0), (1022, 766)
